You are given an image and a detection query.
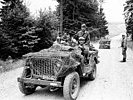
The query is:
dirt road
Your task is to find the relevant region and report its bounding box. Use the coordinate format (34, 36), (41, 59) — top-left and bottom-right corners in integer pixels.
(0, 34), (133, 100)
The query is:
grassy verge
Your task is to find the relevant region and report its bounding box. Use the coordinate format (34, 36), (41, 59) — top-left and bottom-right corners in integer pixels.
(0, 59), (23, 74)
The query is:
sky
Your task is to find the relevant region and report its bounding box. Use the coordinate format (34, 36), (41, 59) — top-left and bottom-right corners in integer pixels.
(0, 0), (126, 23)
(23, 0), (58, 16)
(102, 0), (126, 23)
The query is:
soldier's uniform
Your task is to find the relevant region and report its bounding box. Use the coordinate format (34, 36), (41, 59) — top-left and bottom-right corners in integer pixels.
(74, 24), (90, 46)
(78, 37), (90, 64)
(121, 35), (127, 62)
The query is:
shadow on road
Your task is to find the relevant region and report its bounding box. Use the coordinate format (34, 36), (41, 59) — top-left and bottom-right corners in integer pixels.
(22, 86), (63, 100)
(80, 78), (90, 88)
(21, 79), (92, 99)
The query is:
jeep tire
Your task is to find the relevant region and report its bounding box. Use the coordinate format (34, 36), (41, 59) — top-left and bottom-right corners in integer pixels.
(19, 68), (36, 95)
(63, 72), (80, 100)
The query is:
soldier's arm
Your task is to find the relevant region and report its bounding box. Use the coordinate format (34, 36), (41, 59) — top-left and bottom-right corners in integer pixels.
(85, 32), (90, 46)
(73, 31), (80, 41)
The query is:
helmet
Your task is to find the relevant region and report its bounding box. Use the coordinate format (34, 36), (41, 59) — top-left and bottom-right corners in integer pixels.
(81, 24), (86, 28)
(56, 36), (61, 43)
(79, 37), (85, 41)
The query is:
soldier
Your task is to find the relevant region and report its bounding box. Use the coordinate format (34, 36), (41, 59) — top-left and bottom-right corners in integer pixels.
(121, 34), (127, 62)
(121, 35), (125, 47)
(74, 24), (90, 46)
(78, 37), (90, 63)
(62, 32), (67, 41)
(54, 32), (62, 44)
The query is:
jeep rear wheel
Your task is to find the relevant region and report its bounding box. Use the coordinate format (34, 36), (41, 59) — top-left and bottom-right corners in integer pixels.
(63, 72), (80, 100)
(19, 68), (36, 95)
(89, 63), (97, 80)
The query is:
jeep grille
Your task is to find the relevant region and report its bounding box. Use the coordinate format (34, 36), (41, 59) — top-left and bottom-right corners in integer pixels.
(30, 58), (55, 76)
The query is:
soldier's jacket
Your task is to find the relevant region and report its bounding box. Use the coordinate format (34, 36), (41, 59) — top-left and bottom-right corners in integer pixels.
(121, 38), (127, 56)
(78, 44), (90, 59)
(121, 38), (127, 49)
(62, 34), (70, 42)
(121, 38), (124, 47)
(74, 30), (90, 46)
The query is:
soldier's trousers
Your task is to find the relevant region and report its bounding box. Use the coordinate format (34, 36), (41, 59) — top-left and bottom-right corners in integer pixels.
(122, 47), (127, 59)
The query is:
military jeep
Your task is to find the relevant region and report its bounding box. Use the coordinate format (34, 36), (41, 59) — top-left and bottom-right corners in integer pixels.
(99, 37), (111, 49)
(17, 43), (99, 100)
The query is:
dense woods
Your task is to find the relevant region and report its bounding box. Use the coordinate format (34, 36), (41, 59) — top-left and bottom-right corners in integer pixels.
(0, 0), (108, 60)
(56, 0), (108, 39)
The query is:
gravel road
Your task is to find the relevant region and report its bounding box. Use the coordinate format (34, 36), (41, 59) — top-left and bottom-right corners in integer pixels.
(0, 34), (133, 100)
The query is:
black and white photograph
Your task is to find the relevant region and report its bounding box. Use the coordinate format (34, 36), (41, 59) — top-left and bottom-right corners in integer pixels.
(0, 0), (133, 100)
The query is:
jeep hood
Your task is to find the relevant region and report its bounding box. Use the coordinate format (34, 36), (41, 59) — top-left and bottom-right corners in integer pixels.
(23, 44), (74, 58)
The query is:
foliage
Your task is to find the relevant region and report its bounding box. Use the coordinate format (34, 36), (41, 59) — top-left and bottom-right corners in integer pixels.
(124, 0), (133, 40)
(0, 0), (109, 60)
(95, 7), (108, 37)
(0, 0), (32, 60)
(18, 8), (59, 53)
(0, 1), (59, 60)
(56, 0), (108, 38)
(33, 9), (59, 51)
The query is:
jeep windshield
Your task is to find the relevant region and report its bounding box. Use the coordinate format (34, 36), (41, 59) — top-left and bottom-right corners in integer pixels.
(49, 44), (75, 52)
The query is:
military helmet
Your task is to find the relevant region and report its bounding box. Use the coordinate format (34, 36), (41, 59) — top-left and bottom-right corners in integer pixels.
(81, 24), (86, 28)
(56, 36), (61, 43)
(79, 37), (85, 41)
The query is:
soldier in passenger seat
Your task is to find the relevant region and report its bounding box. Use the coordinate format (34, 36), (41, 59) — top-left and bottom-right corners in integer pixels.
(78, 37), (90, 64)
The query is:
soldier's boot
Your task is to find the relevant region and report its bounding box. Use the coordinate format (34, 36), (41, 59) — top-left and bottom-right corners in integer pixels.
(123, 58), (126, 62)
(121, 58), (126, 62)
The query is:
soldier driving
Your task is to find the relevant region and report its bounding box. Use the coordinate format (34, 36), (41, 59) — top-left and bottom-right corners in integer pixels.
(121, 34), (127, 62)
(74, 24), (90, 47)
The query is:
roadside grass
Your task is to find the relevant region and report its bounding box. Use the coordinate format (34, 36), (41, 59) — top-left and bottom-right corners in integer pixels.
(0, 59), (23, 74)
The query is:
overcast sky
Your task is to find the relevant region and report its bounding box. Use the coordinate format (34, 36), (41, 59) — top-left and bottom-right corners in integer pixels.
(24, 0), (58, 16)
(102, 0), (126, 23)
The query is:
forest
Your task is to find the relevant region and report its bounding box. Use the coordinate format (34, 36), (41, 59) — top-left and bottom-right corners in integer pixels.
(0, 0), (108, 60)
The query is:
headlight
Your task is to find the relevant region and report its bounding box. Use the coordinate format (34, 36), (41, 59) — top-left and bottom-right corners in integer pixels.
(56, 61), (62, 67)
(54, 60), (62, 74)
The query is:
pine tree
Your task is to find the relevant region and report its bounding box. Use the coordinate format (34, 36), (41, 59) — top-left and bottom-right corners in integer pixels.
(33, 9), (59, 51)
(0, 0), (31, 59)
(96, 7), (108, 37)
(57, 0), (98, 31)
(56, 0), (108, 39)
(20, 27), (40, 53)
(124, 0), (133, 40)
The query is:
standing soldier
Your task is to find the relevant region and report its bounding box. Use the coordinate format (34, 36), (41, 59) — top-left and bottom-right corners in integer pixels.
(74, 24), (90, 47)
(121, 34), (127, 62)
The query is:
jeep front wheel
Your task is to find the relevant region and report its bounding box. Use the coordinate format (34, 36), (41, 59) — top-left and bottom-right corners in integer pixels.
(19, 68), (36, 95)
(63, 72), (80, 100)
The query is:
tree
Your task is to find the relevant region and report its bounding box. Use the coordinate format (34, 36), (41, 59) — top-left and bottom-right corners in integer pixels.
(33, 8), (59, 51)
(95, 7), (108, 37)
(124, 0), (133, 40)
(0, 0), (31, 59)
(56, 0), (108, 39)
(19, 27), (40, 53)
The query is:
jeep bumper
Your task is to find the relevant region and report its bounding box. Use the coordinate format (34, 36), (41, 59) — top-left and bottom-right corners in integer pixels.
(17, 78), (62, 87)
